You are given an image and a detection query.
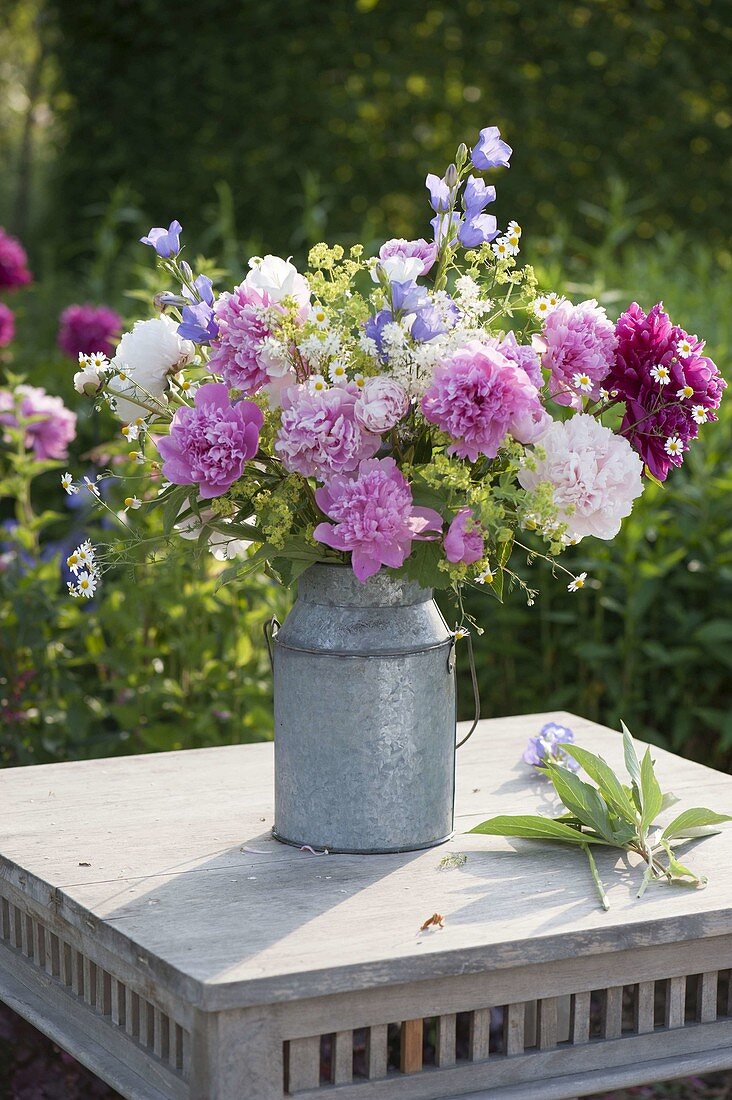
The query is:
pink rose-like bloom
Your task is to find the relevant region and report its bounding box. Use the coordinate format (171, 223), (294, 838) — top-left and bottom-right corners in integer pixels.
(540, 299), (617, 407)
(57, 303), (123, 360)
(156, 382), (263, 499)
(314, 457), (443, 582)
(444, 508), (485, 564)
(0, 384), (76, 460)
(0, 302), (14, 347)
(208, 282), (278, 394)
(518, 413), (644, 541)
(378, 238), (438, 277)
(494, 331), (543, 390)
(0, 228), (32, 291)
(276, 385), (381, 478)
(607, 301), (726, 481)
(354, 376), (409, 434)
(421, 340), (547, 462)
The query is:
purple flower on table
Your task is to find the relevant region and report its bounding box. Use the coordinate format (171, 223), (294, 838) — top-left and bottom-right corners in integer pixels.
(539, 299), (617, 409)
(314, 457), (443, 583)
(156, 382), (262, 499)
(471, 126), (513, 171)
(458, 212), (499, 248)
(140, 220), (182, 258)
(523, 722), (579, 772)
(0, 384), (76, 461)
(0, 302), (14, 347)
(421, 340), (546, 461)
(379, 238), (438, 277)
(463, 176), (496, 214)
(0, 227), (32, 290)
(411, 293), (460, 342)
(444, 509), (485, 564)
(275, 385), (381, 478)
(57, 303), (123, 360)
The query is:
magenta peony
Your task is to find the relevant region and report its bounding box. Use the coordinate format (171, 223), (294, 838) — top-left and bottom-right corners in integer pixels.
(156, 382), (263, 499)
(314, 457), (443, 582)
(0, 385), (76, 460)
(421, 340), (546, 461)
(57, 303), (123, 360)
(540, 299), (616, 408)
(276, 385), (381, 478)
(0, 228), (32, 290)
(518, 413), (644, 541)
(444, 508), (485, 564)
(0, 302), (14, 347)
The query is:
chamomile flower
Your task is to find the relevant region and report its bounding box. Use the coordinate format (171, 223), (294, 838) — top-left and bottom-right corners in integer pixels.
(475, 566), (495, 584)
(77, 352), (91, 367)
(547, 292), (564, 309)
(328, 360), (348, 384)
(492, 237), (516, 259)
(175, 372), (199, 396)
(676, 337), (694, 356)
(692, 405), (708, 425)
(76, 542), (95, 569)
(75, 571), (97, 598)
(89, 351), (109, 370)
(311, 304), (329, 328)
(83, 475), (101, 497)
(599, 388), (610, 401)
(353, 373), (366, 389)
(66, 550), (82, 575)
(122, 423), (140, 442)
(650, 364), (671, 386)
(124, 496), (142, 511)
(532, 295), (553, 319)
(676, 384), (694, 399)
(572, 372), (593, 393)
(61, 472), (78, 496)
(506, 220), (522, 239)
(307, 374), (328, 394)
(567, 572), (588, 593)
(664, 436), (684, 457)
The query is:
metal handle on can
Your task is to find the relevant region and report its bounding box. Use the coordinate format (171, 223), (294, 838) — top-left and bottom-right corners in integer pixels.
(452, 630), (481, 750)
(263, 616), (280, 672)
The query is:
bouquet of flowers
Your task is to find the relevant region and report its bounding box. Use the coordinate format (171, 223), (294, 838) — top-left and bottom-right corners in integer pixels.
(64, 125), (725, 616)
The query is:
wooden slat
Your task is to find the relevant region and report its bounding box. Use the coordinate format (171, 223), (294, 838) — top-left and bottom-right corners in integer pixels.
(367, 1023), (388, 1080)
(400, 1018), (424, 1074)
(537, 997), (558, 1050)
(505, 1002), (526, 1055)
(60, 940), (72, 986)
(635, 980), (655, 1034)
(287, 1035), (321, 1093)
(602, 986), (623, 1040)
(469, 1008), (491, 1061)
(333, 1029), (353, 1084)
(169, 1021), (183, 1073)
(0, 897), (9, 940)
(83, 957), (96, 1007)
(570, 990), (591, 1045)
(44, 929), (58, 977)
(666, 975), (686, 1029)
(697, 972), (718, 1023)
(20, 913), (32, 957)
(71, 949), (83, 997)
(436, 1013), (456, 1066)
(8, 905), (19, 950)
(126, 987), (139, 1039)
(154, 1008), (170, 1061)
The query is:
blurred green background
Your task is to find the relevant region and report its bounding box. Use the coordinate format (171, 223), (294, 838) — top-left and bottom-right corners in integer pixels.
(1, 0), (730, 771)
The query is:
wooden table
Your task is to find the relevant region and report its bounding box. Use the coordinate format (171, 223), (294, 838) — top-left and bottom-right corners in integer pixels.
(1, 712), (731, 1100)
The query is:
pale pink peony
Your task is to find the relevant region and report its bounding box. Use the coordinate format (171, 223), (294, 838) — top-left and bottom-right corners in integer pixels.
(275, 385), (381, 478)
(313, 457), (443, 582)
(0, 385), (76, 460)
(444, 508), (485, 564)
(378, 238), (438, 277)
(518, 413), (644, 541)
(539, 299), (617, 408)
(354, 377), (409, 433)
(156, 382), (262, 499)
(421, 340), (546, 461)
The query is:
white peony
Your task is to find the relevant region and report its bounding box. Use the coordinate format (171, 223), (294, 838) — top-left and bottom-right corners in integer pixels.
(110, 316), (195, 422)
(518, 413), (644, 541)
(174, 504), (252, 560)
(371, 254), (424, 285)
(244, 255), (310, 308)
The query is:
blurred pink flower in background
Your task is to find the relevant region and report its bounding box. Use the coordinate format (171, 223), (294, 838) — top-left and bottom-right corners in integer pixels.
(57, 303), (123, 360)
(0, 384), (77, 461)
(0, 302), (14, 347)
(0, 227), (32, 290)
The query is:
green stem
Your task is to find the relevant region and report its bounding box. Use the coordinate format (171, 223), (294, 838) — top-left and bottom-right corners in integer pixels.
(583, 843), (610, 911)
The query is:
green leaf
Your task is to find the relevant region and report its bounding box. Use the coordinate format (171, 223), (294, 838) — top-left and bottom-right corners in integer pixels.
(621, 721), (643, 812)
(470, 814), (614, 846)
(640, 747), (664, 832)
(563, 745), (637, 824)
(543, 763), (615, 842)
(659, 841), (706, 887)
(660, 792), (681, 813)
(661, 808), (732, 841)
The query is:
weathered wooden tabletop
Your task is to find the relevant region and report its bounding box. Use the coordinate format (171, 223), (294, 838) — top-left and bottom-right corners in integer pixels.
(2, 711), (732, 1100)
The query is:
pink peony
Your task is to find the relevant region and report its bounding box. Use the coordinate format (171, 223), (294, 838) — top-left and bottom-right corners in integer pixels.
(540, 299), (616, 407)
(607, 302), (726, 481)
(444, 509), (485, 564)
(378, 238), (438, 277)
(314, 457), (443, 582)
(0, 302), (14, 347)
(0, 228), (32, 290)
(421, 340), (547, 461)
(518, 413), (644, 541)
(354, 377), (409, 433)
(57, 303), (123, 360)
(276, 385), (381, 478)
(156, 382), (262, 499)
(208, 282), (276, 394)
(495, 331), (543, 390)
(0, 384), (76, 460)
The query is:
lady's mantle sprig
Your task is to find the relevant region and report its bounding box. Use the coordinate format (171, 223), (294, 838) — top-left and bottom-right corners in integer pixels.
(473, 723), (731, 910)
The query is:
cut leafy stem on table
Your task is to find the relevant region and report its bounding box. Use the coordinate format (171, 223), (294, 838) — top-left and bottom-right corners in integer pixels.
(470, 723), (731, 911)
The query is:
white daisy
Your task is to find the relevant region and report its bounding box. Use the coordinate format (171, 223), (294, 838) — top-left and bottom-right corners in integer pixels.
(83, 476), (101, 497)
(124, 496), (142, 511)
(547, 292), (564, 308)
(475, 567), (495, 585)
(75, 571), (97, 599)
(506, 220), (522, 239)
(66, 550), (82, 575)
(676, 384), (694, 399)
(532, 295), (553, 319)
(650, 364), (671, 386)
(572, 372), (593, 393)
(691, 405), (708, 425)
(353, 373), (366, 389)
(61, 472), (78, 496)
(77, 352), (90, 367)
(328, 360), (348, 384)
(89, 352), (109, 369)
(492, 238), (511, 259)
(567, 572), (588, 593)
(676, 337), (693, 356)
(307, 374), (328, 393)
(664, 436), (684, 457)
(310, 304), (329, 328)
(121, 423), (140, 441)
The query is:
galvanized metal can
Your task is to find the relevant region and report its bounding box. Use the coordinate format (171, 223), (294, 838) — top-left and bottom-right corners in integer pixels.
(269, 563), (457, 854)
